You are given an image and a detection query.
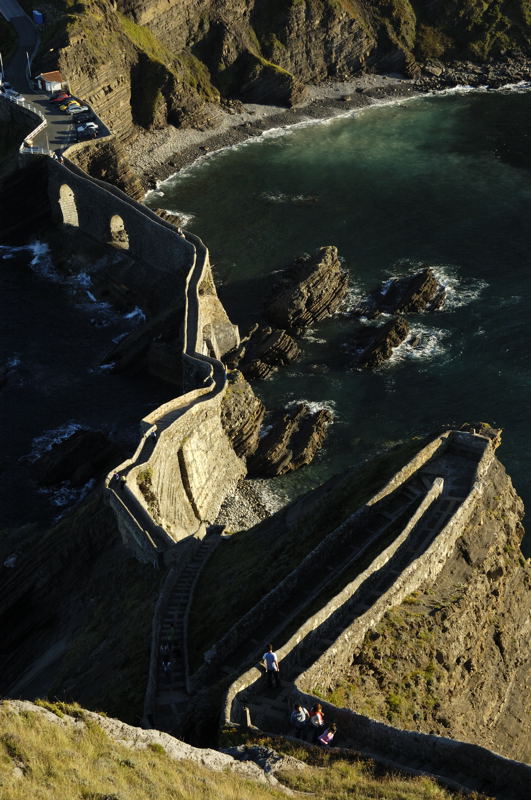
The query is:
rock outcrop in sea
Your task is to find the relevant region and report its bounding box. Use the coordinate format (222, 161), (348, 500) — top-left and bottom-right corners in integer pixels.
(247, 402), (333, 477)
(266, 245), (349, 331)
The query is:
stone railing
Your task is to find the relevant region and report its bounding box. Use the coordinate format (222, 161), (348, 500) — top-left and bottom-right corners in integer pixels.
(7, 86), (241, 558)
(217, 438), (531, 799)
(189, 434), (452, 691)
(222, 434), (492, 723)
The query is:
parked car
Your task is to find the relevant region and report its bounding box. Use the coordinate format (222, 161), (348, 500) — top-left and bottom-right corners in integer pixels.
(76, 122), (98, 133)
(70, 105), (90, 115)
(50, 92), (70, 103)
(74, 112), (95, 123)
(59, 100), (79, 111)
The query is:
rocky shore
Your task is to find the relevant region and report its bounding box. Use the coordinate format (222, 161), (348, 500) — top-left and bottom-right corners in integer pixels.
(128, 56), (531, 189)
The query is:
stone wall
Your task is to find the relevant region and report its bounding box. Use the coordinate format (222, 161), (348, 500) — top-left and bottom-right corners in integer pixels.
(190, 434), (452, 689)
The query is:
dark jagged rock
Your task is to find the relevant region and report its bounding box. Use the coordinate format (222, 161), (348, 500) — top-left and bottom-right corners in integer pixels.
(220, 369), (265, 459)
(32, 429), (120, 487)
(362, 268), (446, 317)
(354, 316), (410, 369)
(266, 246), (349, 331)
(223, 323), (300, 381)
(248, 403), (332, 478)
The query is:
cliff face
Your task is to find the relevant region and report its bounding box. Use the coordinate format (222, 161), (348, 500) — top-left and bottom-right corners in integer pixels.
(315, 455), (531, 763)
(35, 0), (531, 148)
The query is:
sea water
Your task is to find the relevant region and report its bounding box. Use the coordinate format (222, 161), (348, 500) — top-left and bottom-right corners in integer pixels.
(148, 87), (531, 554)
(0, 242), (173, 528)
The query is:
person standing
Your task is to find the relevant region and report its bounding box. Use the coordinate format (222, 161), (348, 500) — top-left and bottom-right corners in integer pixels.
(262, 643), (281, 689)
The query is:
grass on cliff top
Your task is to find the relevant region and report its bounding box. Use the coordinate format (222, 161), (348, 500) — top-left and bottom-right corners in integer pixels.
(0, 701), (479, 800)
(188, 436), (427, 671)
(220, 728), (486, 800)
(0, 702), (285, 800)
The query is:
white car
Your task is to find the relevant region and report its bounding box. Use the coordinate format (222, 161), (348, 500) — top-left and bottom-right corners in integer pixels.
(70, 105), (90, 115)
(76, 122), (98, 133)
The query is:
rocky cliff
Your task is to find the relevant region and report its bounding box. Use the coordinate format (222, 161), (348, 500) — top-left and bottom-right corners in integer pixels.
(34, 0), (531, 150)
(312, 452), (531, 763)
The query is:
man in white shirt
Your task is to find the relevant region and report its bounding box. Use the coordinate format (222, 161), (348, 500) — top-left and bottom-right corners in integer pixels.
(262, 643), (281, 688)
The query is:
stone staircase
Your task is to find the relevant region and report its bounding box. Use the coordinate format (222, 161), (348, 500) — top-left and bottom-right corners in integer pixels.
(232, 435), (488, 729)
(153, 534), (220, 729)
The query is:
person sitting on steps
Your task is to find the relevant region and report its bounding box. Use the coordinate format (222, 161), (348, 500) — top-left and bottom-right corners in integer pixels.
(317, 722), (337, 747)
(309, 702), (325, 742)
(290, 703), (310, 737)
(262, 643), (281, 689)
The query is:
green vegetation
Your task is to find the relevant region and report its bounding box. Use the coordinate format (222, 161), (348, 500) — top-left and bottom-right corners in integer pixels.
(188, 437), (427, 670)
(0, 703), (286, 800)
(118, 12), (173, 65)
(219, 729), (486, 800)
(137, 466), (160, 518)
(0, 704), (485, 800)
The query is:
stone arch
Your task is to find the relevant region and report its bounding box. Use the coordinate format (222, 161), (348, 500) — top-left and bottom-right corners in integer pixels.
(59, 184), (79, 227)
(109, 214), (129, 249)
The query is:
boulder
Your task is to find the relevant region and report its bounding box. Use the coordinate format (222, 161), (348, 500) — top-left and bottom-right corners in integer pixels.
(248, 403), (332, 478)
(220, 370), (266, 459)
(31, 429), (120, 487)
(266, 246), (349, 331)
(363, 267), (446, 317)
(223, 323), (300, 381)
(354, 316), (410, 369)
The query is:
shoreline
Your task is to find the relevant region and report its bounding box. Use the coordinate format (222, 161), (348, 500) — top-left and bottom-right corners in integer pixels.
(126, 57), (531, 188)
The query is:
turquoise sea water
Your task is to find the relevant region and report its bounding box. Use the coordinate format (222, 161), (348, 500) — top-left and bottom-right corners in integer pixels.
(152, 87), (531, 553)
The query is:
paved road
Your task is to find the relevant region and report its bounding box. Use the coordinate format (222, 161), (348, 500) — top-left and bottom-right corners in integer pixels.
(1, 0), (107, 152)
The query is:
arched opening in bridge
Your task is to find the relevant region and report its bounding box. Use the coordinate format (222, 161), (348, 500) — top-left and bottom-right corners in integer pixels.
(109, 214), (129, 249)
(58, 184), (79, 227)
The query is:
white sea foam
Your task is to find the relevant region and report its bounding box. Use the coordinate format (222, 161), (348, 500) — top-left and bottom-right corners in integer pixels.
(259, 191), (319, 205)
(286, 398), (337, 417)
(430, 264), (488, 310)
(25, 421), (83, 463)
(383, 259), (487, 312)
(90, 362), (116, 373)
(7, 355), (21, 368)
(338, 283), (366, 315)
(41, 478), (96, 516)
(112, 332), (129, 344)
(386, 323), (450, 367)
(303, 329), (326, 344)
(123, 306), (146, 323)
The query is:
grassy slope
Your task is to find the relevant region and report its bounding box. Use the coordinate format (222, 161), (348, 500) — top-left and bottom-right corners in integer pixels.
(0, 701), (475, 800)
(188, 437), (426, 670)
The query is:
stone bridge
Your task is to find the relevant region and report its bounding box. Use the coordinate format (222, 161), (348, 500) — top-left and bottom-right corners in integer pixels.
(4, 91), (242, 562)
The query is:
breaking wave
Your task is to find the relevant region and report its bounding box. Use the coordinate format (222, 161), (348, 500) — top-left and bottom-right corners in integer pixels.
(24, 421), (83, 463)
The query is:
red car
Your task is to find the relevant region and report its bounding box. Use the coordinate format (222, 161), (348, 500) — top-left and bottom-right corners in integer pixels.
(50, 92), (71, 103)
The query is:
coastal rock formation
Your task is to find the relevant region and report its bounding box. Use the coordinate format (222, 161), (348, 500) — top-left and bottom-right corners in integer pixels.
(65, 138), (145, 200)
(361, 267), (446, 317)
(247, 403), (332, 478)
(354, 316), (410, 369)
(266, 246), (349, 331)
(31, 429), (120, 487)
(220, 369), (265, 459)
(309, 451), (531, 763)
(223, 323), (300, 381)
